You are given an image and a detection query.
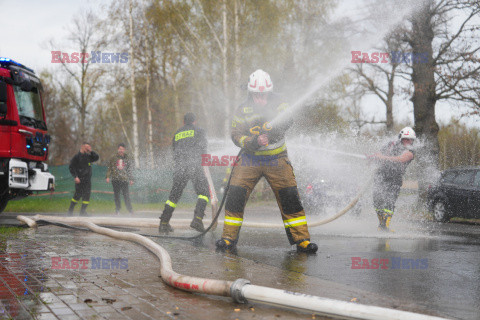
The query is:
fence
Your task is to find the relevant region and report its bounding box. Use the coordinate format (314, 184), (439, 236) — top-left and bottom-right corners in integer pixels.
(38, 165), (230, 204)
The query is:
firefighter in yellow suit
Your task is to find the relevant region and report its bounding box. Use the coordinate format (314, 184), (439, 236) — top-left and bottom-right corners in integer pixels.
(215, 69), (318, 254)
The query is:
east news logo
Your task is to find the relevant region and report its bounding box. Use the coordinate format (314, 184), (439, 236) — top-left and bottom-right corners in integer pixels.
(51, 51), (129, 63)
(51, 257), (128, 269)
(351, 257), (428, 269)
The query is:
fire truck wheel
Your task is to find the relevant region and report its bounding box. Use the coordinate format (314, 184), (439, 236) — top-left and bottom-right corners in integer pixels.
(0, 188), (8, 214)
(0, 196), (8, 214)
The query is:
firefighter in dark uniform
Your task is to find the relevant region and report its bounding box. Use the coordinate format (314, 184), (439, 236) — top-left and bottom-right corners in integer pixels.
(68, 142), (99, 216)
(159, 112), (210, 233)
(215, 69), (318, 254)
(368, 127), (416, 231)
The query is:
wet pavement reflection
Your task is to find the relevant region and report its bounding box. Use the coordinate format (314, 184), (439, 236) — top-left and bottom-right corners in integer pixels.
(235, 215), (480, 320)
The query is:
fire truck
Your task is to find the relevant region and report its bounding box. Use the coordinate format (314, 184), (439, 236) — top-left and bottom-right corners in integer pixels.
(0, 58), (54, 213)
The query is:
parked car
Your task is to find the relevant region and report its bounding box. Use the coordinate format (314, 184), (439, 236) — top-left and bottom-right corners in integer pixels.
(427, 166), (480, 222)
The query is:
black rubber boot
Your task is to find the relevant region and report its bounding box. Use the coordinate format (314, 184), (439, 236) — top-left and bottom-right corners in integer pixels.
(159, 220), (174, 233)
(160, 205), (175, 223)
(190, 205), (206, 232)
(215, 238), (236, 252)
(79, 204), (89, 216)
(296, 240), (318, 254)
(67, 201), (76, 216)
(190, 217), (205, 232)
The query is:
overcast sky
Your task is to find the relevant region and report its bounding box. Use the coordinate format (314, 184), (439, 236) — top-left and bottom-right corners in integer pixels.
(0, 0), (477, 129)
(0, 0), (110, 71)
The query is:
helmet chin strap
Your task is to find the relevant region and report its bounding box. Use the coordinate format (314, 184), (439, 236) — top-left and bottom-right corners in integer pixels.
(253, 95), (268, 106)
(401, 138), (414, 150)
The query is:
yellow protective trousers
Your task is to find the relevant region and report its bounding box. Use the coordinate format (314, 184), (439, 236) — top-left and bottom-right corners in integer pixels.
(221, 153), (311, 245)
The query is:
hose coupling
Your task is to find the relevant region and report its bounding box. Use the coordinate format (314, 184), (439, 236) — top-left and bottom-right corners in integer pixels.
(230, 278), (251, 304)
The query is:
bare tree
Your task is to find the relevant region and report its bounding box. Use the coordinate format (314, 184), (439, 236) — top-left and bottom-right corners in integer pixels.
(141, 7), (155, 168)
(128, 0), (140, 168)
(350, 32), (409, 133)
(403, 0), (480, 198)
(40, 71), (77, 165)
(50, 11), (105, 143)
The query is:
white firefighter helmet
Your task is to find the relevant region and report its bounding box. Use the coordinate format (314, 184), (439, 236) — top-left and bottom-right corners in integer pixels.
(398, 126), (416, 140)
(247, 69), (273, 93)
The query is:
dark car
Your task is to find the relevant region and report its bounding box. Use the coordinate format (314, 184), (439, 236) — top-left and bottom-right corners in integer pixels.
(427, 166), (480, 222)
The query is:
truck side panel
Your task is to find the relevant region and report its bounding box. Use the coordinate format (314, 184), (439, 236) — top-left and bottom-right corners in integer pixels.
(0, 82), (14, 158)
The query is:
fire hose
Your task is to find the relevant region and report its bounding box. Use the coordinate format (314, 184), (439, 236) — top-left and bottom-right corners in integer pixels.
(16, 215), (449, 320)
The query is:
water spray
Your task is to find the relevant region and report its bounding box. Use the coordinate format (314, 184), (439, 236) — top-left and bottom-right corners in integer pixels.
(308, 146), (367, 160)
(269, 0), (423, 135)
(25, 145), (371, 231)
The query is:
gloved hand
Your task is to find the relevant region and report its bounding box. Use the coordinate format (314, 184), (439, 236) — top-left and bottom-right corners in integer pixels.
(257, 134), (269, 146)
(248, 122), (272, 148)
(242, 135), (261, 151)
(366, 153), (381, 162)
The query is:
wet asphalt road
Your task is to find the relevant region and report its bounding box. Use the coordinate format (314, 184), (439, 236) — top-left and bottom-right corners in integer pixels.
(230, 212), (480, 320)
(2, 207), (479, 320)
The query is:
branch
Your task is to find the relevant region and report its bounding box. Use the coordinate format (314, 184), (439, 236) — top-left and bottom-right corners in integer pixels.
(434, 7), (480, 63)
(194, 0), (225, 53)
(56, 80), (82, 110)
(113, 101), (133, 150)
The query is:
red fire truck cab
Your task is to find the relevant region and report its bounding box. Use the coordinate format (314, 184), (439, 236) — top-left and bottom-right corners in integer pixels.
(0, 58), (54, 213)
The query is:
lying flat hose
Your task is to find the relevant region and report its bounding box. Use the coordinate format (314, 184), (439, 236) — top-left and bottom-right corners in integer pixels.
(309, 176), (373, 227)
(17, 215), (450, 320)
(30, 176), (373, 231)
(18, 215), (232, 296)
(216, 175), (374, 229)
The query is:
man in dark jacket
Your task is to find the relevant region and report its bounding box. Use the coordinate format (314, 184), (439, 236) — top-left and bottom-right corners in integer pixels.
(68, 143), (99, 216)
(106, 143), (134, 215)
(159, 113), (210, 233)
(368, 127), (416, 232)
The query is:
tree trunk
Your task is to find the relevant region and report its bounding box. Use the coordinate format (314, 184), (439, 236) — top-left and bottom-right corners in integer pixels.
(386, 72), (394, 133)
(146, 71), (154, 168)
(80, 64), (87, 143)
(171, 74), (182, 128)
(129, 0), (140, 168)
(222, 0), (230, 139)
(233, 0), (241, 114)
(80, 90), (86, 143)
(409, 1), (439, 204)
(142, 12), (154, 168)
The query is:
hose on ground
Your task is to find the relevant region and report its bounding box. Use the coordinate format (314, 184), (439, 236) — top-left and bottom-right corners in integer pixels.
(16, 214), (450, 320)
